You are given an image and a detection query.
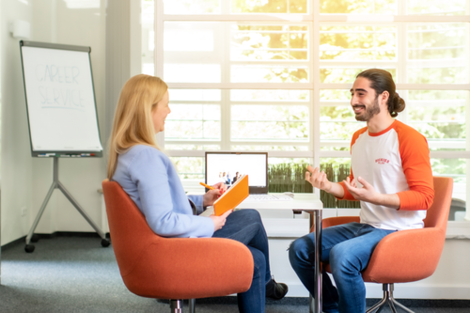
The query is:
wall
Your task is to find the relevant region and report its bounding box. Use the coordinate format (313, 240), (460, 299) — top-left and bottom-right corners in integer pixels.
(104, 0), (141, 150)
(1, 0), (35, 246)
(32, 0), (107, 235)
(104, 0), (130, 149)
(1, 0), (108, 245)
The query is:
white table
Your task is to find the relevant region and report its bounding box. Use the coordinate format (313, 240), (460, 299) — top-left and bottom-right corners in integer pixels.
(237, 194), (323, 313)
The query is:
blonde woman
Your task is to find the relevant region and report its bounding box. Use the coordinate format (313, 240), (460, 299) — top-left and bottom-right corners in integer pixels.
(107, 74), (287, 313)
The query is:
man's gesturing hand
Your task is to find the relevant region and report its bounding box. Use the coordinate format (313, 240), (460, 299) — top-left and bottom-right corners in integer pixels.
(343, 176), (380, 203)
(305, 165), (332, 192)
(343, 176), (401, 208)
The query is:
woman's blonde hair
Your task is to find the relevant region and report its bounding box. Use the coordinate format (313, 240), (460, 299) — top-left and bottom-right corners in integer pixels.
(107, 74), (168, 179)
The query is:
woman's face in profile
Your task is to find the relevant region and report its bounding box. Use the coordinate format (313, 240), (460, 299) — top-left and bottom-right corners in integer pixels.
(151, 90), (171, 133)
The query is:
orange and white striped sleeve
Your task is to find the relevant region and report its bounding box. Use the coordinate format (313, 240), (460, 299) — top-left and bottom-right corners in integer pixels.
(395, 123), (434, 211)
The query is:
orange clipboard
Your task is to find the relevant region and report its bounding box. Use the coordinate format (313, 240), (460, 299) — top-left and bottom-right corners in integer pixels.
(213, 175), (249, 216)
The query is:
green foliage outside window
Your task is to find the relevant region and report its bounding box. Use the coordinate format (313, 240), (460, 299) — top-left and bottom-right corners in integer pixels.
(268, 162), (313, 193)
(431, 159), (466, 184)
(267, 160), (360, 209)
(320, 161), (361, 209)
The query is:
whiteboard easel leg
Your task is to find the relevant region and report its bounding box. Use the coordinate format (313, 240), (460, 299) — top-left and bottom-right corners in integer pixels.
(25, 181), (57, 245)
(25, 157), (109, 253)
(57, 181), (106, 239)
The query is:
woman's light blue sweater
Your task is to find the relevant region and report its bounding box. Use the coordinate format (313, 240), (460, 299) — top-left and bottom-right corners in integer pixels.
(112, 145), (214, 238)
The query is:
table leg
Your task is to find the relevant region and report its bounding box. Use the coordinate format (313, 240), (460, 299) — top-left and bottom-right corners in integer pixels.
(314, 210), (322, 313)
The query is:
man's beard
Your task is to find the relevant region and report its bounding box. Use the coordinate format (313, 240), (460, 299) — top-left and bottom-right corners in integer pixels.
(353, 97), (381, 122)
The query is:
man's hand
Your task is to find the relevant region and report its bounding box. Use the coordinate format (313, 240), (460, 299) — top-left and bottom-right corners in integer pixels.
(202, 182), (227, 207)
(305, 165), (333, 192)
(343, 176), (380, 203)
(343, 176), (400, 208)
(305, 165), (345, 198)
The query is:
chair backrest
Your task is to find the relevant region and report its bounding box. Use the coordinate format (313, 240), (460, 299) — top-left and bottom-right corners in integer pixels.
(423, 176), (453, 232)
(102, 179), (160, 278)
(362, 176), (453, 284)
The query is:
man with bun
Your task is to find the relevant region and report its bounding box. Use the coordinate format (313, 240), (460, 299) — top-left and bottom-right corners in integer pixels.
(289, 69), (434, 313)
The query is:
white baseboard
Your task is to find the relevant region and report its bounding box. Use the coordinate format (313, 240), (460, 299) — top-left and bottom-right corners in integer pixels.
(284, 282), (309, 297)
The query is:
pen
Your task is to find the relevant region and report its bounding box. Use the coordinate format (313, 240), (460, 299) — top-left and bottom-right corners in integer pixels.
(199, 182), (215, 190)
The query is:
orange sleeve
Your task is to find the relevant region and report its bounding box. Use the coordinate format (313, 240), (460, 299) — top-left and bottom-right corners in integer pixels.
(396, 124), (434, 211)
(338, 175), (355, 200)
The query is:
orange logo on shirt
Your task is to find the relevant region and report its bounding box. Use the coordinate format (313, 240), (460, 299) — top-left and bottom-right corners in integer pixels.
(375, 158), (390, 164)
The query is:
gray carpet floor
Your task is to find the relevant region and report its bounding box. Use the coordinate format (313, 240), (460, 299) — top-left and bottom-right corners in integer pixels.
(0, 235), (469, 313)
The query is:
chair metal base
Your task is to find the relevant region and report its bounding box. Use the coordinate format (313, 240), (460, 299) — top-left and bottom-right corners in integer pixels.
(170, 300), (183, 313)
(169, 299), (196, 313)
(366, 284), (415, 313)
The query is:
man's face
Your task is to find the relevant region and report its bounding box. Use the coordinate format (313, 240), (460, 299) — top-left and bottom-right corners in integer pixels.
(350, 77), (381, 122)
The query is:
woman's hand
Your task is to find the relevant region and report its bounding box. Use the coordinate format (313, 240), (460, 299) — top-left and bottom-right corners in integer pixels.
(202, 182), (227, 207)
(212, 182), (227, 194)
(209, 210), (232, 231)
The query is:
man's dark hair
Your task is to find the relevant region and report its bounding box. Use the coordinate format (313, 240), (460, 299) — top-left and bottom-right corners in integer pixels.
(356, 69), (405, 117)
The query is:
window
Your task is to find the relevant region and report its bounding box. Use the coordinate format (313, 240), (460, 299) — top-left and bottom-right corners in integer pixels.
(142, 0), (470, 219)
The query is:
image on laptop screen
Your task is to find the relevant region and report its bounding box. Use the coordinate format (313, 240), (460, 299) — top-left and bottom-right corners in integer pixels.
(205, 152), (268, 194)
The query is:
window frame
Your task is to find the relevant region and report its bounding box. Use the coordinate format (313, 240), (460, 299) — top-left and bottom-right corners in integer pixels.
(151, 0), (470, 219)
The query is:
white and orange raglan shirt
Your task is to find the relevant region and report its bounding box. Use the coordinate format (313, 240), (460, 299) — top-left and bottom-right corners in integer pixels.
(338, 120), (434, 230)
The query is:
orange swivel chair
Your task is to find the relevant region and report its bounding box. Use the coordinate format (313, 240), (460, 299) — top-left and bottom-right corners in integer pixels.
(102, 179), (254, 313)
(319, 176), (453, 313)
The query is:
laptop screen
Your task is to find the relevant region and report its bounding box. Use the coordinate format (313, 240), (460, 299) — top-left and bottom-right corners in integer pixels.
(205, 152), (268, 194)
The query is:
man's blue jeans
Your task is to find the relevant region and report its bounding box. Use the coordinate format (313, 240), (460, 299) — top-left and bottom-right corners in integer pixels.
(289, 222), (396, 313)
(213, 209), (271, 313)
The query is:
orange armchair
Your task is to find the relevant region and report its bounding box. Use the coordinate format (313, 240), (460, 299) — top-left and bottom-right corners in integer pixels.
(321, 176), (453, 313)
(102, 179), (254, 313)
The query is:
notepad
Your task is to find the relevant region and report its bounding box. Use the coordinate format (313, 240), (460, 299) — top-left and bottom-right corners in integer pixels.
(213, 174), (249, 216)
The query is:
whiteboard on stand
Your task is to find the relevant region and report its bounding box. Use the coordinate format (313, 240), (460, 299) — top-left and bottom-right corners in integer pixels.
(20, 40), (103, 157)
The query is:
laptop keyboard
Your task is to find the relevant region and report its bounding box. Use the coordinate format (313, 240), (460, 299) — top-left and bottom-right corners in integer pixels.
(246, 194), (294, 201)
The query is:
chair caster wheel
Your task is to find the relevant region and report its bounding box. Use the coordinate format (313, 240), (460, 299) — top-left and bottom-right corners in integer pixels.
(31, 234), (40, 242)
(25, 245), (35, 253)
(101, 239), (110, 247)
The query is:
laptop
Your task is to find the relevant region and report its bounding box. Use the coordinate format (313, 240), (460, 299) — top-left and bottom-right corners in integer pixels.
(204, 151), (293, 201)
